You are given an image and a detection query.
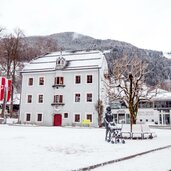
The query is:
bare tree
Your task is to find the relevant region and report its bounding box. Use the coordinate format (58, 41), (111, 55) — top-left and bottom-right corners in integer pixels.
(107, 55), (157, 131)
(95, 99), (104, 127)
(23, 37), (59, 61)
(0, 28), (59, 117)
(0, 28), (26, 117)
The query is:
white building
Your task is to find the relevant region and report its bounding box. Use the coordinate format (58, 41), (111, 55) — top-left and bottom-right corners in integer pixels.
(110, 89), (171, 125)
(19, 50), (109, 126)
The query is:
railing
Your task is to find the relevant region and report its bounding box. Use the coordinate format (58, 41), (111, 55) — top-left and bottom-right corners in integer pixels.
(52, 84), (65, 88)
(51, 102), (65, 106)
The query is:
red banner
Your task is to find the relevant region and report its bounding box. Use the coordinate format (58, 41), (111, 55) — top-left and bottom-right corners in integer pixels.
(0, 77), (12, 102)
(0, 77), (6, 101)
(7, 79), (12, 102)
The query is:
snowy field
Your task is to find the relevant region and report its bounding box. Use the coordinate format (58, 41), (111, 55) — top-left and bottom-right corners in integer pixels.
(0, 125), (171, 171)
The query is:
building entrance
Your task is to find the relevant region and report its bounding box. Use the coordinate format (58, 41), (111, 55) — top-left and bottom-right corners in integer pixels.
(53, 114), (62, 126)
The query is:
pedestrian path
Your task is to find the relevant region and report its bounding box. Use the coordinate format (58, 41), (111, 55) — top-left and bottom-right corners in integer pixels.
(73, 144), (171, 171)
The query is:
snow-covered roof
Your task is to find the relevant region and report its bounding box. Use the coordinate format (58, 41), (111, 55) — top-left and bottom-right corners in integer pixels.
(152, 89), (171, 100)
(22, 50), (104, 73)
(145, 88), (171, 101)
(110, 85), (171, 102)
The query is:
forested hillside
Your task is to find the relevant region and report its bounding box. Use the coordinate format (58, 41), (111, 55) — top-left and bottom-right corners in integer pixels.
(27, 32), (171, 86)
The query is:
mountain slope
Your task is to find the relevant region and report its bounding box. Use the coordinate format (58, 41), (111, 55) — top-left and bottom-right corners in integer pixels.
(27, 32), (171, 86)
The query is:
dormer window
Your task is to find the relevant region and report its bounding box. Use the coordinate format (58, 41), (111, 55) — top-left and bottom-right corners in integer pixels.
(56, 56), (66, 70)
(61, 59), (64, 65)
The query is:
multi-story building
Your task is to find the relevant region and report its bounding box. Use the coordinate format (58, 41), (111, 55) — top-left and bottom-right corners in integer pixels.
(19, 50), (109, 126)
(110, 89), (171, 125)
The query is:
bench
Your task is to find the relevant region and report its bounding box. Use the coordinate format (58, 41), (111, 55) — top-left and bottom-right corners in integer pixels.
(120, 124), (155, 139)
(132, 124), (143, 139)
(141, 124), (156, 139)
(120, 124), (132, 138)
(82, 119), (91, 127)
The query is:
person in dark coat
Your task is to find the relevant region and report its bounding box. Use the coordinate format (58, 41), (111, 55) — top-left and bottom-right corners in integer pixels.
(104, 106), (114, 141)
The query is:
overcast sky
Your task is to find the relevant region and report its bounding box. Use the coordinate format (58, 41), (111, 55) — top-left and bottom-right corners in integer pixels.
(0, 0), (171, 52)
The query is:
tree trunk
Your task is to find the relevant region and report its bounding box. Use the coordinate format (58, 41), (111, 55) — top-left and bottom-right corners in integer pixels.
(95, 100), (104, 128)
(128, 73), (137, 132)
(98, 115), (102, 127)
(9, 84), (14, 117)
(129, 108), (136, 132)
(1, 87), (7, 119)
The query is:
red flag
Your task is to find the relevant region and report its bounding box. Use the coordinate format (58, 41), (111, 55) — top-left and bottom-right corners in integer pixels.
(7, 79), (12, 102)
(0, 77), (6, 101)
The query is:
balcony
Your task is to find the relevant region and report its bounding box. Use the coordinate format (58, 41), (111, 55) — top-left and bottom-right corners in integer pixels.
(51, 102), (65, 106)
(52, 84), (65, 89)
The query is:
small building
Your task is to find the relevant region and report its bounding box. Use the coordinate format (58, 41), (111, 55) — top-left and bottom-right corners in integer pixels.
(19, 50), (109, 126)
(110, 89), (171, 125)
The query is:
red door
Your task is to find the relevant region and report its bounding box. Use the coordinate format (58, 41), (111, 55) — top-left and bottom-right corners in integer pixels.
(54, 114), (62, 126)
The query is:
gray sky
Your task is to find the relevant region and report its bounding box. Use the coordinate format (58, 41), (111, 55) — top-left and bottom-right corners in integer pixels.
(0, 0), (171, 52)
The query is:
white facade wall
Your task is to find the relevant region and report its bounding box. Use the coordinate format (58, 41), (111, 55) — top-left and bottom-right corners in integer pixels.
(20, 72), (54, 125)
(137, 109), (159, 124)
(112, 108), (159, 124)
(19, 51), (108, 127)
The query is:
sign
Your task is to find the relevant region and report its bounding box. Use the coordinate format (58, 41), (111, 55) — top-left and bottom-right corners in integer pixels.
(82, 119), (91, 126)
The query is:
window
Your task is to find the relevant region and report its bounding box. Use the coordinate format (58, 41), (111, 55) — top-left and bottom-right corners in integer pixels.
(61, 59), (64, 65)
(56, 57), (66, 69)
(74, 114), (80, 122)
(26, 113), (31, 121)
(75, 76), (81, 84)
(87, 75), (92, 83)
(39, 77), (44, 85)
(64, 113), (68, 118)
(75, 93), (80, 102)
(56, 58), (65, 65)
(54, 95), (63, 103)
(27, 95), (32, 103)
(28, 78), (33, 86)
(38, 95), (43, 103)
(139, 101), (153, 108)
(54, 77), (64, 85)
(86, 93), (92, 102)
(37, 114), (42, 122)
(86, 114), (92, 122)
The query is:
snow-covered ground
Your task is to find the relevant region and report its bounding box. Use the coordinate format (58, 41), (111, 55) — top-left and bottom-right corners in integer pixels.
(0, 125), (171, 171)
